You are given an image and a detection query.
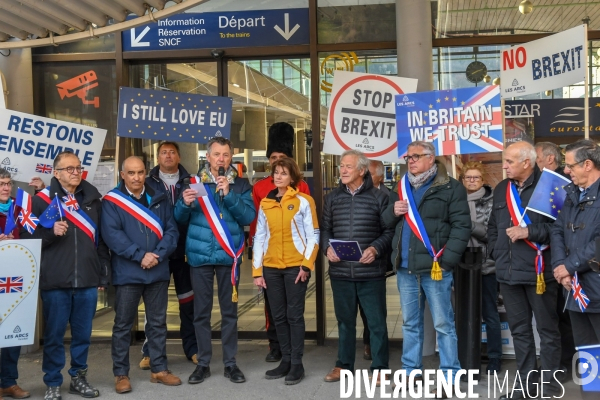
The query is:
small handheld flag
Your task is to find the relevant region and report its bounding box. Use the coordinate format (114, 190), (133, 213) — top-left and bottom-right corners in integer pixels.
(1, 199), (16, 235)
(15, 188), (39, 234)
(526, 168), (571, 220)
(38, 196), (65, 228)
(572, 271), (590, 312)
(62, 194), (80, 212)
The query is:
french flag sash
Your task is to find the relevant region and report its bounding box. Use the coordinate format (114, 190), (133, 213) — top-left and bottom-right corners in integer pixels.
(506, 182), (549, 294)
(191, 175), (244, 302)
(104, 189), (164, 240)
(38, 188), (98, 246)
(399, 174), (444, 281)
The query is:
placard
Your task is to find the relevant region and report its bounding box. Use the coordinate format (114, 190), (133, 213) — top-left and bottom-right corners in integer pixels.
(395, 86), (503, 157)
(323, 71), (418, 162)
(0, 109), (107, 185)
(0, 239), (41, 348)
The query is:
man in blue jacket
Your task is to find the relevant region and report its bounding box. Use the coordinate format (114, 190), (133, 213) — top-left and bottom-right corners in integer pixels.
(101, 156), (180, 394)
(176, 137), (255, 385)
(552, 140), (600, 400)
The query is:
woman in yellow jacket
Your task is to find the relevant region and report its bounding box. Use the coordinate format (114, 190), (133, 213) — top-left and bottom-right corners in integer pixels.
(253, 157), (319, 385)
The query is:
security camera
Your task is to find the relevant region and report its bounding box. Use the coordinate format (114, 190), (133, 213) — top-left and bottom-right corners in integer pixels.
(211, 49), (224, 59)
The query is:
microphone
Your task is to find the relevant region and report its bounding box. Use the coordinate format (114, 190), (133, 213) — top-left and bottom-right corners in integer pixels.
(218, 167), (225, 199)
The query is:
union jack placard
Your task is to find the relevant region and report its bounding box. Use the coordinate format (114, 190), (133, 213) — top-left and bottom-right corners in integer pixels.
(35, 163), (53, 174)
(0, 276), (23, 293)
(395, 86), (503, 157)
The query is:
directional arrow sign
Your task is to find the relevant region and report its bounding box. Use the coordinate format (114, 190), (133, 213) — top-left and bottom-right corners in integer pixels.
(130, 26), (150, 47)
(274, 13), (300, 40)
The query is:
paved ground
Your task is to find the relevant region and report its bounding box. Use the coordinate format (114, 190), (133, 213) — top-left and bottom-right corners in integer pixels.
(15, 340), (587, 400)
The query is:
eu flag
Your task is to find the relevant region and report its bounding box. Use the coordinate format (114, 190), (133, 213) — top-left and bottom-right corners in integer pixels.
(575, 344), (600, 393)
(39, 196), (64, 228)
(526, 168), (571, 220)
(329, 240), (362, 262)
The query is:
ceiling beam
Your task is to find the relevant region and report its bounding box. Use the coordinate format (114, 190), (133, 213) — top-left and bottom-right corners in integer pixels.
(0, 10), (48, 38)
(45, 0), (109, 27)
(0, 0), (68, 35)
(113, 0), (146, 17)
(0, 21), (27, 40)
(81, 0), (128, 23)
(18, 0), (88, 31)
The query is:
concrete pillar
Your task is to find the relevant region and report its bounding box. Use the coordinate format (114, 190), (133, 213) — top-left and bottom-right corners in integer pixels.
(179, 142), (199, 176)
(396, 0), (437, 357)
(244, 108), (267, 150)
(0, 47), (33, 113)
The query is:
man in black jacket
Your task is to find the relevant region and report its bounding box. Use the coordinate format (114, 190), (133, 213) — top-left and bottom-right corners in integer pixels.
(383, 141), (470, 398)
(552, 140), (600, 400)
(24, 151), (110, 400)
(488, 141), (562, 399)
(321, 150), (393, 383)
(138, 141), (198, 369)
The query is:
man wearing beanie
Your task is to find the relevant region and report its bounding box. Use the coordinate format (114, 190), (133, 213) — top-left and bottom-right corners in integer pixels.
(249, 122), (311, 362)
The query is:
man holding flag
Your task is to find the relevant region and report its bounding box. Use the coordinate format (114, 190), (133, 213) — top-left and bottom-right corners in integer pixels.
(488, 141), (562, 399)
(23, 151), (111, 400)
(101, 156), (181, 393)
(175, 137), (255, 385)
(551, 140), (600, 399)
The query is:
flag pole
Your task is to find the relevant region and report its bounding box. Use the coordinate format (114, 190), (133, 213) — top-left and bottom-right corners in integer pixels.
(55, 193), (64, 222)
(585, 23), (590, 140)
(501, 97), (507, 180)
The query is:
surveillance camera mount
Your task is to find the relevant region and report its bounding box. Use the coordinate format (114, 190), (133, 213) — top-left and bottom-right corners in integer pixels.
(211, 49), (225, 59)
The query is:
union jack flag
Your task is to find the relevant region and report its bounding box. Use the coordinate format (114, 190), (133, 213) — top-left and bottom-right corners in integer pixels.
(572, 272), (590, 312)
(62, 194), (79, 211)
(18, 208), (39, 234)
(35, 163), (53, 174)
(0, 276), (23, 293)
(397, 86), (503, 157)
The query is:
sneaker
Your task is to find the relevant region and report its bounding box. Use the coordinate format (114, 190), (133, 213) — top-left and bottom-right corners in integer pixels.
(69, 369), (99, 398)
(44, 386), (61, 400)
(265, 348), (282, 362)
(487, 358), (502, 374)
(139, 356), (150, 370)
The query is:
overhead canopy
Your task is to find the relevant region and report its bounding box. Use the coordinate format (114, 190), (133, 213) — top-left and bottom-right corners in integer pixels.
(0, 0), (209, 49)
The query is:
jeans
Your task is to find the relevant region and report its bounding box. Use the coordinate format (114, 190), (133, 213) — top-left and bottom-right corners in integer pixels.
(397, 268), (460, 375)
(41, 287), (98, 386)
(143, 258), (197, 360)
(499, 282), (562, 394)
(191, 265), (238, 368)
(481, 273), (502, 359)
(112, 281), (169, 376)
(0, 347), (21, 388)
(358, 303), (371, 346)
(263, 267), (308, 364)
(331, 279), (389, 372)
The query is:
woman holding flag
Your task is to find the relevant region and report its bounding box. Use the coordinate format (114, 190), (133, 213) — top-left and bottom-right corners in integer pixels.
(0, 168), (31, 399)
(252, 157), (319, 385)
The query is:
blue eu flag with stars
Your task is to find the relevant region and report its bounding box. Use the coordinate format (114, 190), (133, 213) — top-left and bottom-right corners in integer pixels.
(39, 196), (64, 228)
(575, 344), (600, 393)
(526, 168), (571, 220)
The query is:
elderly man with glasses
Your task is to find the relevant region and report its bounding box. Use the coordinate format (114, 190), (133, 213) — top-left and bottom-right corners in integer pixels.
(23, 151), (111, 400)
(383, 141), (470, 398)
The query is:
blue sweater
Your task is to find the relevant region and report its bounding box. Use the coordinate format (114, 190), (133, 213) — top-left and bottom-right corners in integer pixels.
(400, 175), (435, 268)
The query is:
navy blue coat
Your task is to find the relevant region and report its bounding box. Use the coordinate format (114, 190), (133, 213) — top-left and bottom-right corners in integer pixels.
(552, 179), (600, 313)
(147, 164), (190, 260)
(101, 182), (179, 285)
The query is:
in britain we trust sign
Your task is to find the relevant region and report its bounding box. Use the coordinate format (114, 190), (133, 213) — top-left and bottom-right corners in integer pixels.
(323, 71), (418, 163)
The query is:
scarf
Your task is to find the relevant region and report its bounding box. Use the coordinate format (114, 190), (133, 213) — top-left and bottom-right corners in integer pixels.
(407, 164), (438, 189)
(0, 198), (12, 214)
(467, 187), (486, 219)
(199, 164), (237, 184)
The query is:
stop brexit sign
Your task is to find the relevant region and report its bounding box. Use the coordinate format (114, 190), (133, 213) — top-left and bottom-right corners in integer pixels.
(323, 71), (418, 162)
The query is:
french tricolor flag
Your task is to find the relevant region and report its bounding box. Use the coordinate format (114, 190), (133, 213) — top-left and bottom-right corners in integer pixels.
(15, 188), (39, 234)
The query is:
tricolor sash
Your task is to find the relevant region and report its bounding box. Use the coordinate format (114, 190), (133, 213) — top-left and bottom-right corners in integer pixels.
(399, 174), (445, 281)
(104, 189), (164, 240)
(38, 188), (98, 246)
(506, 182), (549, 294)
(191, 175), (244, 302)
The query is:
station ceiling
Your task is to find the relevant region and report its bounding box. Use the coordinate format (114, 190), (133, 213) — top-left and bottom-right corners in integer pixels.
(0, 0), (209, 49)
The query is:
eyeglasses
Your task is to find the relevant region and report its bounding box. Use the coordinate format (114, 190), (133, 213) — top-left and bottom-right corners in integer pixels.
(55, 166), (84, 174)
(0, 181), (13, 188)
(463, 176), (482, 181)
(564, 160), (585, 170)
(403, 153), (432, 163)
